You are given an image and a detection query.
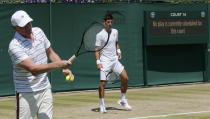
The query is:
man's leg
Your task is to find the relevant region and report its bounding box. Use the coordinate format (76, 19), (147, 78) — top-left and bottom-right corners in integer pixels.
(37, 88), (53, 119)
(98, 60), (112, 113)
(118, 69), (132, 110)
(113, 61), (128, 101)
(98, 80), (107, 113)
(120, 69), (128, 95)
(99, 80), (106, 99)
(18, 92), (38, 119)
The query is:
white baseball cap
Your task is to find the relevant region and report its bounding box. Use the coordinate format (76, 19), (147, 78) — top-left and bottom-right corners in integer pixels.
(11, 10), (33, 27)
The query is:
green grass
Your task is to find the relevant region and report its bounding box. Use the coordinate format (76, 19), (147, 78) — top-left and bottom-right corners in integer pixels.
(1, 83), (210, 119)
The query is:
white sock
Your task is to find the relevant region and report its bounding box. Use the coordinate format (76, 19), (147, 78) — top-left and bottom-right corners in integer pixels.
(99, 98), (105, 106)
(121, 93), (126, 100)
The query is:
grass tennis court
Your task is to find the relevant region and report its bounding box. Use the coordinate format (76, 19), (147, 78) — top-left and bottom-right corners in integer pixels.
(0, 83), (210, 119)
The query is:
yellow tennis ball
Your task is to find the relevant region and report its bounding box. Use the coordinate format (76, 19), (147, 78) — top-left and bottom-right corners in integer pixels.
(66, 74), (74, 82)
(69, 74), (74, 81)
(66, 75), (70, 81)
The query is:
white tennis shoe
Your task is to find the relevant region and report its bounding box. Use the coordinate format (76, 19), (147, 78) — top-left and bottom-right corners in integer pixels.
(99, 105), (107, 113)
(118, 99), (132, 111)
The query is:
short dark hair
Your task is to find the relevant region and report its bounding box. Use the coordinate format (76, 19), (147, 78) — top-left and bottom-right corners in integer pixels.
(103, 13), (113, 21)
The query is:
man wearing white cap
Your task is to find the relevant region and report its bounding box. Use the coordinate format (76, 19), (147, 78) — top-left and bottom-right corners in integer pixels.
(8, 10), (72, 119)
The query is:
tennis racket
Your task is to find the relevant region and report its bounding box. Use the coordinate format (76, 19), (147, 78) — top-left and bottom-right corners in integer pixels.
(68, 21), (110, 63)
(66, 21), (111, 79)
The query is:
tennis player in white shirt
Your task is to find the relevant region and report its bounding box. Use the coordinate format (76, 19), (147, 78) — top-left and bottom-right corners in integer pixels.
(95, 13), (132, 113)
(8, 10), (72, 119)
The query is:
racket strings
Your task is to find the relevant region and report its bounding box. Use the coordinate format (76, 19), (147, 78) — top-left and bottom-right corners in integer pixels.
(76, 22), (112, 56)
(83, 23), (104, 51)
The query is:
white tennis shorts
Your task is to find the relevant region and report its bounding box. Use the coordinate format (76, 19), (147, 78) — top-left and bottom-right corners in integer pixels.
(18, 88), (53, 119)
(100, 59), (124, 81)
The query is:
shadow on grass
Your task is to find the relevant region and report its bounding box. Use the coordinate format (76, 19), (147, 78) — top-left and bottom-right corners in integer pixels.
(91, 107), (128, 112)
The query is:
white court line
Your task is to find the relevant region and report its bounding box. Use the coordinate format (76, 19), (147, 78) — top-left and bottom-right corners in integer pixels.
(127, 110), (210, 119)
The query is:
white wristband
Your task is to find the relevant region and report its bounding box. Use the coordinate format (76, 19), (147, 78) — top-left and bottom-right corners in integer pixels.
(96, 60), (101, 65)
(117, 49), (121, 54)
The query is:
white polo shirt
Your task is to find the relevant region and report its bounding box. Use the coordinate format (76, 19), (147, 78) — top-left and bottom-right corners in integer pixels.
(8, 27), (51, 93)
(96, 28), (118, 61)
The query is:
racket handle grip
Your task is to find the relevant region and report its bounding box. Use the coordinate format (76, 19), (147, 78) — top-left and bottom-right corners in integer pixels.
(68, 55), (76, 63)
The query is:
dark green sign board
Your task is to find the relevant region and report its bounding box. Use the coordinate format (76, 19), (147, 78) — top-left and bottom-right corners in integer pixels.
(145, 11), (208, 45)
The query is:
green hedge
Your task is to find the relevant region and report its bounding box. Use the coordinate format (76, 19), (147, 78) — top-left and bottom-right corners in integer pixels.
(1, 0), (210, 4)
